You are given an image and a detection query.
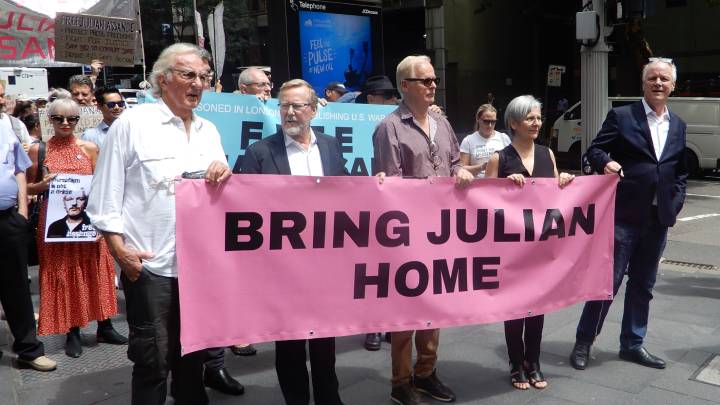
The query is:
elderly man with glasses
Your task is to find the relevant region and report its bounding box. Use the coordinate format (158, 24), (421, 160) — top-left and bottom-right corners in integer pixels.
(237, 67), (273, 101)
(372, 55), (473, 405)
(87, 43), (232, 405)
(570, 57), (688, 371)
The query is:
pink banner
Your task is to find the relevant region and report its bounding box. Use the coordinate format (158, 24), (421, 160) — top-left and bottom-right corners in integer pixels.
(176, 174), (618, 354)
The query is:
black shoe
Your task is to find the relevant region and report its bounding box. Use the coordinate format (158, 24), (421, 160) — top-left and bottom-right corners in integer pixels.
(230, 344), (257, 356)
(364, 333), (382, 351)
(391, 384), (430, 405)
(97, 319), (128, 345)
(413, 369), (456, 402)
(204, 367), (245, 396)
(65, 327), (82, 358)
(570, 341), (591, 370)
(619, 347), (666, 369)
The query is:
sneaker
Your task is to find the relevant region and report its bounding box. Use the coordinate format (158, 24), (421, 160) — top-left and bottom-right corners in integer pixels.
(17, 355), (57, 372)
(391, 384), (430, 405)
(413, 369), (456, 402)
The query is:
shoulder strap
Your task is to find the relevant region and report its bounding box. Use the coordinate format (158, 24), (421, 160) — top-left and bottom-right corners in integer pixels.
(36, 141), (46, 183)
(8, 115), (23, 141)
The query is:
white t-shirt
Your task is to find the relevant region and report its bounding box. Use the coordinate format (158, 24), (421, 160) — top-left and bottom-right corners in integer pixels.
(459, 130), (511, 177)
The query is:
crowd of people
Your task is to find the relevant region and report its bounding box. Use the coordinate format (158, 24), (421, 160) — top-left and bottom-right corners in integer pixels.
(0, 43), (686, 405)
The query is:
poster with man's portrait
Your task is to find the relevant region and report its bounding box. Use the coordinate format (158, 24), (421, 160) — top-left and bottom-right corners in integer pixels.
(44, 174), (97, 242)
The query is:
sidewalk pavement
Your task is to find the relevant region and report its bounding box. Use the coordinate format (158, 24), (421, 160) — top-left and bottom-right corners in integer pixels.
(2, 262), (719, 405)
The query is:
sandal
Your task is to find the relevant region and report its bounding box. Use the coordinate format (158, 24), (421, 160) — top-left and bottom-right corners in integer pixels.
(510, 362), (529, 390)
(524, 362), (548, 389)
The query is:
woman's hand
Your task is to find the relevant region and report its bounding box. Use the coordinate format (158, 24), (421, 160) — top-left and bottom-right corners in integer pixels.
(375, 171), (386, 184)
(38, 173), (58, 192)
(507, 173), (525, 186)
(558, 172), (575, 188)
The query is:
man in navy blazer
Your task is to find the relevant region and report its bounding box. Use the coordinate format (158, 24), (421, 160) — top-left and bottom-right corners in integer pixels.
(240, 79), (346, 405)
(570, 58), (688, 370)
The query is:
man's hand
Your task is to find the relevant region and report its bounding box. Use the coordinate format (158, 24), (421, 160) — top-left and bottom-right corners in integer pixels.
(453, 167), (474, 188)
(116, 247), (154, 282)
(604, 160), (623, 177)
(204, 160), (231, 185)
(90, 60), (104, 76)
(428, 104), (445, 115)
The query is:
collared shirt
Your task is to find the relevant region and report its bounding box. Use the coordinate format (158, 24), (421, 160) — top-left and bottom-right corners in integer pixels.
(372, 101), (461, 177)
(642, 98), (670, 160)
(0, 113), (30, 144)
(87, 100), (227, 278)
(81, 120), (111, 149)
(284, 129), (324, 176)
(0, 125), (32, 209)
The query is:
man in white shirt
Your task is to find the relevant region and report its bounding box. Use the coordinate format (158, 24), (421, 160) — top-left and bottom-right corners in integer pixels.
(87, 43), (232, 405)
(240, 79), (348, 405)
(81, 87), (126, 149)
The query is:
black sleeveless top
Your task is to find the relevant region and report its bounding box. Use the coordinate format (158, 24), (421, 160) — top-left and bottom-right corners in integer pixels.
(497, 144), (555, 179)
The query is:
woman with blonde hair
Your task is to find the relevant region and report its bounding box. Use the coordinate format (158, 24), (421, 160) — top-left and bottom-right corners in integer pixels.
(459, 103), (511, 178)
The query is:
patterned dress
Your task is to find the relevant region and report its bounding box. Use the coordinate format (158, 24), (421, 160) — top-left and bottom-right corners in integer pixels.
(37, 135), (118, 335)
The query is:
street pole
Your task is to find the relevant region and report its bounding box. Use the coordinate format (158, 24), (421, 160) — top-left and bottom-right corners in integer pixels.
(579, 0), (611, 167)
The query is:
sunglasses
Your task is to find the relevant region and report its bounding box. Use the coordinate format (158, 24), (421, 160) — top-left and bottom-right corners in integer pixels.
(405, 77), (440, 87)
(105, 101), (126, 109)
(50, 115), (80, 124)
(480, 119), (497, 125)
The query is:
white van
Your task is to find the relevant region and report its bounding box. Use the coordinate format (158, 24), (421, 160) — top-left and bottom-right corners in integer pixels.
(552, 97), (720, 174)
(0, 67), (49, 98)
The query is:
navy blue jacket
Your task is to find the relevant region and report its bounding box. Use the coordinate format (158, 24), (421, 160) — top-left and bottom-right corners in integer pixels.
(240, 130), (348, 176)
(586, 101), (687, 227)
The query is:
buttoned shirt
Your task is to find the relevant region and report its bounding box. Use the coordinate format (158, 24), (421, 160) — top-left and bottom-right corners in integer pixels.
(284, 129), (324, 176)
(0, 125), (31, 209)
(81, 120), (111, 149)
(372, 102), (461, 177)
(0, 113), (30, 144)
(642, 98), (670, 160)
(87, 100), (227, 278)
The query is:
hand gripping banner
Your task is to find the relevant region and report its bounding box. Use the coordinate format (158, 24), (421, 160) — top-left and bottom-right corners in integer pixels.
(176, 174), (618, 354)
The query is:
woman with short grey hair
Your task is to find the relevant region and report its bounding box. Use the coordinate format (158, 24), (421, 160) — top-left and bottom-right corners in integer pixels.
(486, 94), (575, 391)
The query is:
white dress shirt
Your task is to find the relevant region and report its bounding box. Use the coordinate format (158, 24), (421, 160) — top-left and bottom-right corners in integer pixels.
(284, 129), (324, 176)
(87, 100), (227, 278)
(642, 98), (670, 160)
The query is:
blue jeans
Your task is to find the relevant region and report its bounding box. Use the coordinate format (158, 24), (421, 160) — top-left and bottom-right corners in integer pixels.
(575, 209), (668, 351)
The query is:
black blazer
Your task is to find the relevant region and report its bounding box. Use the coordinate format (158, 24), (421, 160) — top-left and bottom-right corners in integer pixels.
(240, 130), (349, 176)
(586, 100), (688, 227)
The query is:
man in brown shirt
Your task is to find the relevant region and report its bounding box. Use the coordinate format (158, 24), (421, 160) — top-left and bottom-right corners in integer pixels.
(373, 55), (473, 405)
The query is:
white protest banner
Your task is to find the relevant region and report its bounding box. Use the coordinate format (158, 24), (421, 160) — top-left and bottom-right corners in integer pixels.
(54, 12), (137, 66)
(45, 173), (97, 242)
(38, 106), (103, 142)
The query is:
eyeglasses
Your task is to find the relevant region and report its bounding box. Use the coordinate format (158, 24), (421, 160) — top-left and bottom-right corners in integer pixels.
(50, 115), (80, 124)
(247, 81), (273, 89)
(105, 101), (126, 109)
(405, 77), (439, 87)
(480, 119), (497, 125)
(429, 141), (442, 170)
(172, 69), (214, 84)
(523, 116), (542, 124)
(279, 102), (312, 111)
(648, 57), (673, 65)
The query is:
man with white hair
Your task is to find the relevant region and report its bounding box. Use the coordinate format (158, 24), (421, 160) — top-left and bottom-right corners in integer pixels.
(373, 55), (473, 405)
(87, 43), (232, 405)
(237, 67), (272, 101)
(570, 57), (687, 371)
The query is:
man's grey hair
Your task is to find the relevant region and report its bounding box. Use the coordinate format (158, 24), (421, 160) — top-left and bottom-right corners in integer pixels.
(396, 55), (431, 96)
(278, 79), (318, 110)
(238, 67), (266, 88)
(642, 57), (677, 83)
(47, 98), (80, 117)
(68, 75), (93, 90)
(149, 43), (212, 98)
(504, 95), (542, 136)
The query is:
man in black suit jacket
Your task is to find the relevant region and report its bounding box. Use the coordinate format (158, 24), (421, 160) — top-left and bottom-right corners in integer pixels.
(570, 58), (688, 370)
(241, 79), (346, 405)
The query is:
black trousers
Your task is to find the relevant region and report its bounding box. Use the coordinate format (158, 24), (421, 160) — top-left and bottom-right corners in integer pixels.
(205, 347), (224, 371)
(0, 209), (44, 361)
(122, 270), (207, 405)
(275, 337), (343, 405)
(504, 314), (544, 365)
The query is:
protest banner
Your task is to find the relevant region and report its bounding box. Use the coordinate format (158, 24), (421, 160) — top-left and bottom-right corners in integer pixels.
(44, 173), (96, 242)
(54, 12), (136, 66)
(176, 174), (617, 354)
(38, 106), (103, 141)
(0, 0), (66, 67)
(191, 92), (395, 176)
